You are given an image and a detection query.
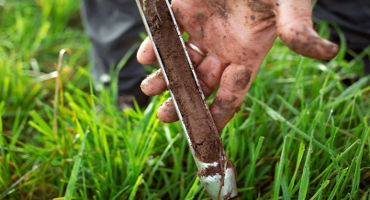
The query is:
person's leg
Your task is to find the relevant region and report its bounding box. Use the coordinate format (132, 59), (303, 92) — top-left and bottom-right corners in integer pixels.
(80, 0), (149, 107)
(313, 0), (370, 75)
(364, 57), (370, 75)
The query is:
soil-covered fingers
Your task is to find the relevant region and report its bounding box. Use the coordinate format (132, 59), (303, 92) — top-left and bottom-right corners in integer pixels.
(275, 0), (338, 60)
(186, 46), (204, 66)
(157, 56), (224, 123)
(210, 64), (257, 131)
(186, 45), (204, 66)
(186, 38), (208, 65)
(157, 98), (179, 123)
(137, 37), (157, 65)
(141, 69), (167, 96)
(195, 55), (224, 95)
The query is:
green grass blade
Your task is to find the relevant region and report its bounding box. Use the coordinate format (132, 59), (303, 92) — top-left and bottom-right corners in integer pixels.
(280, 175), (291, 200)
(350, 127), (370, 198)
(185, 177), (201, 200)
(289, 142), (305, 193)
(328, 168), (348, 200)
(309, 180), (330, 200)
(248, 95), (336, 155)
(129, 174), (143, 200)
(147, 134), (180, 185)
(298, 139), (312, 199)
(274, 136), (288, 200)
(64, 129), (89, 200)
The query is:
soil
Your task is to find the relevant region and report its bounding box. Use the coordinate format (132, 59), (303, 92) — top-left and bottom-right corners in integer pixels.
(247, 0), (272, 12)
(198, 161), (233, 177)
(141, 0), (224, 163)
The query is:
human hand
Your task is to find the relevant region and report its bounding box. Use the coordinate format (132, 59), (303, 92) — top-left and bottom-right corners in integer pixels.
(137, 0), (338, 131)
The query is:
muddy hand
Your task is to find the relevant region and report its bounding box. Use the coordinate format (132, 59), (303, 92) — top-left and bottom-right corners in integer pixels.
(137, 0), (338, 131)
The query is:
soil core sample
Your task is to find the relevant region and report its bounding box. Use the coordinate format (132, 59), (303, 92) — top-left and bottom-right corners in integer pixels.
(137, 0), (237, 199)
(142, 0), (223, 163)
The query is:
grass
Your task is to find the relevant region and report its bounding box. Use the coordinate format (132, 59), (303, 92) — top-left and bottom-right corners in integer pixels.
(0, 0), (369, 199)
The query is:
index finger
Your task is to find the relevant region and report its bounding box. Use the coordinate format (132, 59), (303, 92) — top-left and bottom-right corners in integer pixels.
(137, 37), (157, 65)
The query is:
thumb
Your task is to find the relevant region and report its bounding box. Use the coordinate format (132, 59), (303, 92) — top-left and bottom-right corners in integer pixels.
(275, 0), (338, 60)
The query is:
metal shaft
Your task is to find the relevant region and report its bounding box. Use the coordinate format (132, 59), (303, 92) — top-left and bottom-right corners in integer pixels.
(135, 0), (237, 199)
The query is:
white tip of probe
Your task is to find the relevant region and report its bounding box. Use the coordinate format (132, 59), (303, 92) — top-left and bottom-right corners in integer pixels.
(199, 167), (238, 200)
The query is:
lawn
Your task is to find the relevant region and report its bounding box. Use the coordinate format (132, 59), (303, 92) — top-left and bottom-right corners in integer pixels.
(0, 0), (369, 199)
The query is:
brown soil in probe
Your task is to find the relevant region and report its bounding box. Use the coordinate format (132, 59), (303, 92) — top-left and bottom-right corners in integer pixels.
(141, 0), (224, 163)
(198, 161), (233, 177)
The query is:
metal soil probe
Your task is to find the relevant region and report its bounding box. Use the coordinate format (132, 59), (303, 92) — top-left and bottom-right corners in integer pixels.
(135, 0), (238, 199)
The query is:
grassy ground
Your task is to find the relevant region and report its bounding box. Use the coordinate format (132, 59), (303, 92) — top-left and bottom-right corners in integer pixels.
(0, 0), (369, 199)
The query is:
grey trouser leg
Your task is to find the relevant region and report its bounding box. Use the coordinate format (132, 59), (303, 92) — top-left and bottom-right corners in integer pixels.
(80, 0), (148, 95)
(314, 0), (370, 74)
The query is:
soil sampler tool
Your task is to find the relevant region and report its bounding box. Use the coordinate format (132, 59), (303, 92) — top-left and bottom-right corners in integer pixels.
(135, 0), (237, 199)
